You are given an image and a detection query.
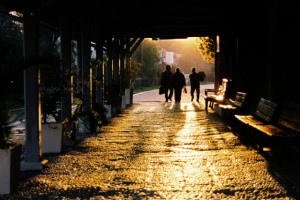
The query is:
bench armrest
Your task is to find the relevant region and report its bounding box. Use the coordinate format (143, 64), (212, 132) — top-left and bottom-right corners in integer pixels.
(228, 98), (236, 105)
(204, 89), (216, 96)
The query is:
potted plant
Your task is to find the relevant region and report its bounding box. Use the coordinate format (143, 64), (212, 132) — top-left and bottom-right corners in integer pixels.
(0, 61), (23, 195)
(0, 123), (22, 195)
(40, 65), (66, 154)
(0, 14), (23, 195)
(74, 99), (109, 134)
(39, 31), (67, 154)
(121, 59), (141, 107)
(0, 87), (23, 195)
(73, 57), (109, 134)
(0, 88), (23, 195)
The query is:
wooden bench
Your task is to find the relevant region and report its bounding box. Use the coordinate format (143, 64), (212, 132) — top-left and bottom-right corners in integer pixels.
(215, 91), (247, 117)
(234, 98), (277, 146)
(228, 92), (247, 109)
(235, 99), (300, 161)
(204, 78), (228, 112)
(234, 97), (277, 126)
(250, 102), (300, 153)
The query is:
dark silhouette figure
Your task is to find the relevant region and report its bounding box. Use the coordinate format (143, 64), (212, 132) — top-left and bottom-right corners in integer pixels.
(172, 67), (186, 103)
(160, 65), (173, 102)
(189, 67), (201, 102)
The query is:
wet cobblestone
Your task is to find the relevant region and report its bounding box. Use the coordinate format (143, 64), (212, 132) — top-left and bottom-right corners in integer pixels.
(3, 101), (300, 199)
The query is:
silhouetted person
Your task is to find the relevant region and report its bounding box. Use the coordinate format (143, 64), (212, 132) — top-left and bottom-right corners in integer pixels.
(172, 67), (186, 103)
(160, 64), (173, 102)
(189, 67), (200, 102)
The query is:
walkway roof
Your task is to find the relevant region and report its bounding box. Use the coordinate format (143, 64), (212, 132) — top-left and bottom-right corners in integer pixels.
(0, 0), (226, 40)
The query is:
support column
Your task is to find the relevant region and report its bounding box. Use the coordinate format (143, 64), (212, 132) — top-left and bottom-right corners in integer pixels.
(22, 1), (43, 171)
(76, 40), (82, 99)
(104, 38), (113, 119)
(120, 38), (125, 94)
(95, 39), (104, 105)
(125, 38), (133, 105)
(81, 18), (91, 111)
(112, 38), (121, 115)
(215, 35), (221, 89)
(267, 1), (280, 100)
(120, 38), (127, 109)
(60, 5), (72, 136)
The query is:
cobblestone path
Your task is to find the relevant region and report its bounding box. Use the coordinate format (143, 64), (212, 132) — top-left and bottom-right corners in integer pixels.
(3, 102), (300, 199)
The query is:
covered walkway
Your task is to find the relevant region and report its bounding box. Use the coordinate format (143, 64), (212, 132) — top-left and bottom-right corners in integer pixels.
(3, 87), (300, 199)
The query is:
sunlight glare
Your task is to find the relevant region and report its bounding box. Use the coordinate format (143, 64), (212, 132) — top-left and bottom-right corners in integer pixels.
(175, 103), (196, 141)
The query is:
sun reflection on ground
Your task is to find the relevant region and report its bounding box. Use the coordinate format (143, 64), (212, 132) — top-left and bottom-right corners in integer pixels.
(173, 102), (198, 149)
(11, 102), (297, 199)
(168, 102), (196, 111)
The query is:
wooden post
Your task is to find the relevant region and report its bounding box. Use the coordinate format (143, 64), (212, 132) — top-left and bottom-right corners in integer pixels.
(60, 4), (72, 136)
(22, 0), (43, 171)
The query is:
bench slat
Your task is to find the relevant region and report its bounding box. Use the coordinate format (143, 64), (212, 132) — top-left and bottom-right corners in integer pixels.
(234, 115), (265, 125)
(235, 98), (277, 124)
(254, 98), (277, 122)
(252, 124), (299, 138)
(252, 124), (284, 137)
(229, 92), (247, 108)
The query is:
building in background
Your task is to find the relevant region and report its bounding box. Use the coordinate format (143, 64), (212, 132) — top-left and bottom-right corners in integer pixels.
(159, 48), (182, 66)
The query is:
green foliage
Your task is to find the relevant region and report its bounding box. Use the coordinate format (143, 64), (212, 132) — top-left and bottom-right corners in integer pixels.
(122, 59), (142, 88)
(73, 98), (108, 133)
(90, 55), (109, 86)
(132, 39), (160, 78)
(195, 37), (215, 63)
(0, 15), (24, 148)
(39, 30), (62, 123)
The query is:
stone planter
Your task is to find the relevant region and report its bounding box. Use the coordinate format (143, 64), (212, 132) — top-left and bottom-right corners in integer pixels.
(0, 144), (22, 195)
(104, 105), (112, 119)
(42, 122), (64, 154)
(121, 95), (127, 109)
(78, 116), (90, 134)
(125, 88), (133, 106)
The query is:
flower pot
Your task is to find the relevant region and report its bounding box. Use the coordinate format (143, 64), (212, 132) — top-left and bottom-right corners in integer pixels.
(0, 144), (22, 195)
(42, 122), (63, 154)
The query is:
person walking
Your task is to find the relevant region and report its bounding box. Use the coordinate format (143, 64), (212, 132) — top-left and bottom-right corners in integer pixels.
(189, 67), (201, 102)
(172, 67), (186, 103)
(160, 64), (173, 102)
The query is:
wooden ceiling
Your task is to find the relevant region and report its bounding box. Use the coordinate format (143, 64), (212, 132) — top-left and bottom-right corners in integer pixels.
(0, 0), (228, 41)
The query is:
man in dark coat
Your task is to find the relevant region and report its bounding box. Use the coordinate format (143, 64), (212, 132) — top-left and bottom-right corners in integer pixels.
(160, 65), (173, 102)
(189, 67), (201, 102)
(172, 67), (186, 103)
